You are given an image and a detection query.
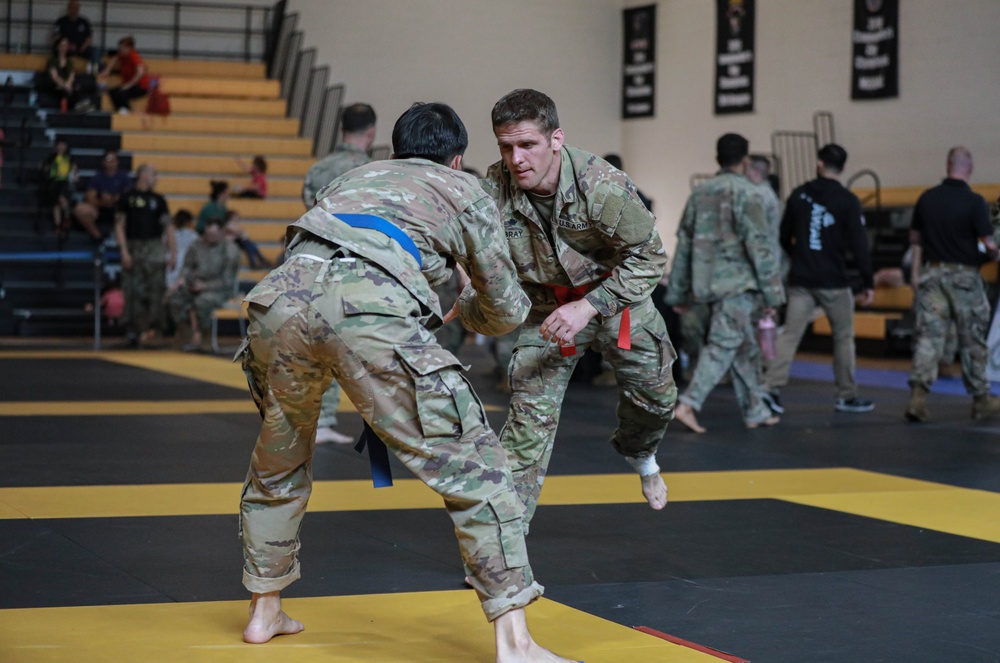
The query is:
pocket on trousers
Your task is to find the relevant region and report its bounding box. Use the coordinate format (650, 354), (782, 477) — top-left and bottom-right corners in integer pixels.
(488, 492), (529, 569)
(233, 336), (266, 418)
(395, 344), (466, 439)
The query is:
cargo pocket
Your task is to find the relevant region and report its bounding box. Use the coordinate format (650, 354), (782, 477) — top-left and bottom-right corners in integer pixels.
(233, 335), (266, 418)
(641, 319), (678, 383)
(488, 492), (529, 569)
(395, 344), (466, 439)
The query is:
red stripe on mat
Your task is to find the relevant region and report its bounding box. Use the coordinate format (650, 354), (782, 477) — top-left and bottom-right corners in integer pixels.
(633, 626), (750, 662)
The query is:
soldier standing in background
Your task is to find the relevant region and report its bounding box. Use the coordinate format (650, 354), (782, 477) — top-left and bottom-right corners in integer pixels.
(665, 133), (785, 433)
(301, 103), (377, 444)
(114, 164), (175, 348)
(238, 102), (575, 663)
(905, 146), (1000, 422)
(483, 88), (676, 524)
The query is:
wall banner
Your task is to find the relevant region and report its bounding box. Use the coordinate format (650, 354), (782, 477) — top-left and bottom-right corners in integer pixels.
(851, 0), (899, 100)
(622, 4), (656, 119)
(714, 0), (755, 115)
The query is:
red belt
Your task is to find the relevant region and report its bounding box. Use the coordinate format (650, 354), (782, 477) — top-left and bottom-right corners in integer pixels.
(547, 281), (631, 357)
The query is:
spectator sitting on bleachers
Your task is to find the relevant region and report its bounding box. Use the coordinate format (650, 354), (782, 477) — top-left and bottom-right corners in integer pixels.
(224, 209), (271, 269)
(197, 180), (229, 233)
(53, 0), (97, 72)
(43, 37), (80, 113)
(234, 155), (268, 199)
(72, 148), (131, 240)
(98, 36), (149, 115)
(166, 217), (241, 353)
(166, 209), (198, 289)
(39, 138), (78, 236)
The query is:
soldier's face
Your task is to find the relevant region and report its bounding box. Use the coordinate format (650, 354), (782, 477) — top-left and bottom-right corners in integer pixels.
(494, 121), (564, 195)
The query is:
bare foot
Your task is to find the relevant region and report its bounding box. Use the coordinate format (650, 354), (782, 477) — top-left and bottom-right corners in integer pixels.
(673, 403), (706, 433)
(641, 473), (668, 510)
(315, 427), (354, 445)
(494, 608), (577, 663)
(746, 415), (780, 429)
(243, 592), (304, 644)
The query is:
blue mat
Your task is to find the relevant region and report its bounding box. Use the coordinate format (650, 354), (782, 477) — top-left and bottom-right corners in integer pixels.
(789, 360), (995, 395)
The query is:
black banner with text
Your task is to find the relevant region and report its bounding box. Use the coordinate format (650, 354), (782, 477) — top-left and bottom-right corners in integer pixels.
(714, 0), (755, 115)
(622, 4), (656, 119)
(851, 0), (899, 100)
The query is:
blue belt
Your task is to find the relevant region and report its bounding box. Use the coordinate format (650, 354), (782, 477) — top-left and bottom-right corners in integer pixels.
(334, 213), (416, 489)
(334, 213), (422, 268)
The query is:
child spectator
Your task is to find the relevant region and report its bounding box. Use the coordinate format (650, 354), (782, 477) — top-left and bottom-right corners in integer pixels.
(224, 209), (270, 269)
(39, 138), (77, 235)
(166, 209), (198, 289)
(235, 155), (268, 199)
(100, 276), (125, 327)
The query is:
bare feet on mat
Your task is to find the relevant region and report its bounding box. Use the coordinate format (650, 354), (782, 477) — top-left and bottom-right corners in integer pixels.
(746, 415), (779, 429)
(494, 608), (577, 663)
(243, 592), (304, 644)
(641, 473), (668, 510)
(673, 403), (706, 433)
(315, 426), (354, 444)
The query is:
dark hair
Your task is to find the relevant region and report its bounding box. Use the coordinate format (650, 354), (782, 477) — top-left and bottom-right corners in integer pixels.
(716, 133), (749, 168)
(174, 209), (193, 228)
(341, 103), (376, 134)
(603, 153), (624, 170)
(749, 154), (770, 171)
(118, 36), (136, 49)
(251, 155), (267, 173)
(391, 102), (468, 165)
(209, 180), (229, 201)
(817, 143), (848, 173)
(225, 209), (239, 222)
(204, 216), (225, 229)
(491, 89), (560, 136)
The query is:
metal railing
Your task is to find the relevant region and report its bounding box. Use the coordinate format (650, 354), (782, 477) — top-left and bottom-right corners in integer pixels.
(2, 0), (274, 62)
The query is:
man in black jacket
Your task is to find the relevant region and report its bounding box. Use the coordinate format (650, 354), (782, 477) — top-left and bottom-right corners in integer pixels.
(762, 144), (875, 414)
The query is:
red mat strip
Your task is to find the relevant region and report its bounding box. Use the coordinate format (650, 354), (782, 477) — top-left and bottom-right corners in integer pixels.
(633, 626), (750, 662)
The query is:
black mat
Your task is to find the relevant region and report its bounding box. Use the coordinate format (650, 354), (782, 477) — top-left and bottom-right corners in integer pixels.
(0, 358), (245, 401)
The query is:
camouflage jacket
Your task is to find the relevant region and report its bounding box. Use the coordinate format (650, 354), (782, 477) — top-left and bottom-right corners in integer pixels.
(665, 171), (785, 308)
(286, 158), (529, 335)
(178, 237), (241, 295)
(301, 143), (372, 208)
(482, 145), (666, 319)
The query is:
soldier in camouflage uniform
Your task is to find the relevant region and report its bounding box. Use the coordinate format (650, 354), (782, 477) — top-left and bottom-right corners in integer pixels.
(906, 147), (1000, 422)
(483, 89), (676, 526)
(113, 164), (175, 348)
(664, 134), (785, 433)
(237, 103), (575, 663)
(165, 217), (241, 351)
(301, 103), (377, 444)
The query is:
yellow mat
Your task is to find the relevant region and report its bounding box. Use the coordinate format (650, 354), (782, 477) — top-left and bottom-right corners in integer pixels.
(0, 592), (717, 663)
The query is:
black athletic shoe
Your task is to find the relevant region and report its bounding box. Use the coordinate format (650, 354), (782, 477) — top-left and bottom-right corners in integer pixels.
(835, 397), (875, 413)
(762, 391), (785, 414)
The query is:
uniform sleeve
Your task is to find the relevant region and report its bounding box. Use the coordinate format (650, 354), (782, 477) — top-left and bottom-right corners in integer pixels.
(845, 197), (874, 289)
(302, 163), (319, 208)
(583, 185), (667, 318)
(454, 196), (530, 336)
(738, 190), (785, 308)
(663, 196), (696, 306)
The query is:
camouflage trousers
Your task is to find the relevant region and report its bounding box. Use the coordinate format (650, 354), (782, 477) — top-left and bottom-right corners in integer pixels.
(909, 264), (990, 396)
(500, 296), (677, 527)
(679, 292), (773, 425)
(237, 245), (541, 621)
(680, 303), (710, 376)
(123, 238), (166, 335)
(166, 287), (228, 335)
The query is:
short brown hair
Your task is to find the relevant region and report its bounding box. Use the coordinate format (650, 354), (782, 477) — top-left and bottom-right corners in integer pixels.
(491, 89), (560, 136)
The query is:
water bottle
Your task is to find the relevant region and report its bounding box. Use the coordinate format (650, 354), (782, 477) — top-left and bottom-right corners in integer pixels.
(758, 314), (777, 361)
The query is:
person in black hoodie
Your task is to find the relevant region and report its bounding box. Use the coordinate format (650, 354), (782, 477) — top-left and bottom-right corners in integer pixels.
(761, 144), (875, 414)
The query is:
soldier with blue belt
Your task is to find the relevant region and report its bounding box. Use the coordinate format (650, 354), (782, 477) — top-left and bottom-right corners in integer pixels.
(483, 89), (677, 527)
(665, 133), (785, 433)
(236, 103), (576, 663)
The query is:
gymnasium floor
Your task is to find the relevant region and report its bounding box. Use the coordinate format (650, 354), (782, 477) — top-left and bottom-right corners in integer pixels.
(1, 342), (998, 663)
